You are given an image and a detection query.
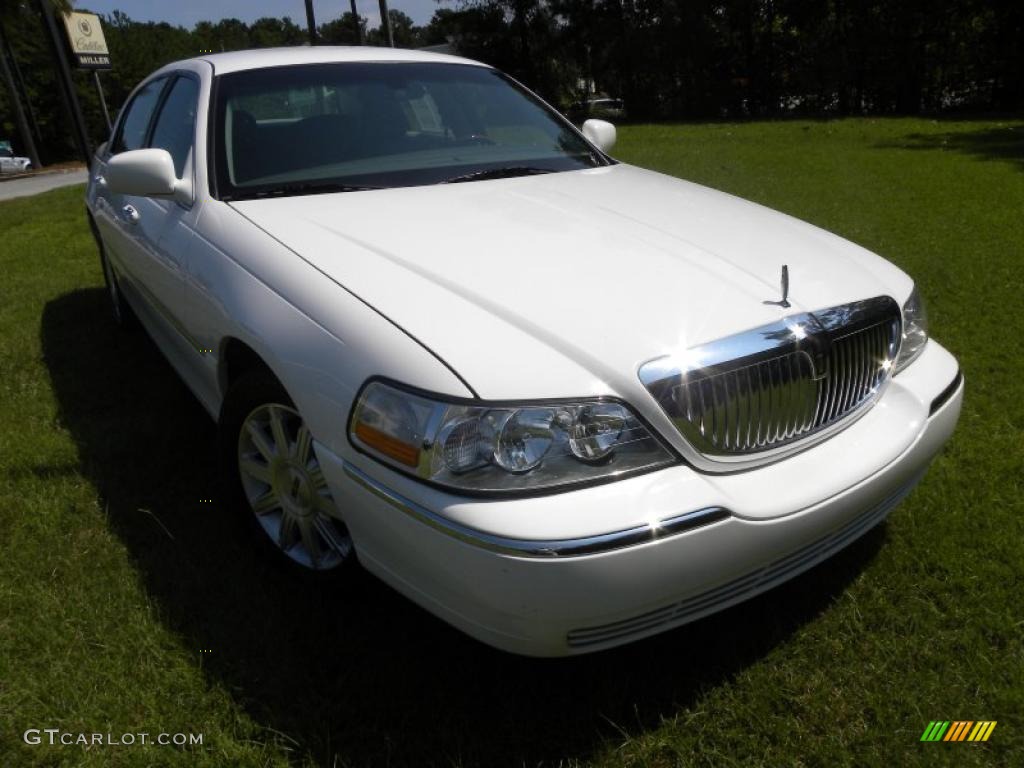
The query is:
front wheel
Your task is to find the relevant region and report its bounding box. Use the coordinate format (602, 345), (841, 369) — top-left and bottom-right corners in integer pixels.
(220, 372), (354, 571)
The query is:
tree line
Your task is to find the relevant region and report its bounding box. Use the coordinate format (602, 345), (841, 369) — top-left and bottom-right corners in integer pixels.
(464, 0), (1023, 119)
(0, 0), (1021, 164)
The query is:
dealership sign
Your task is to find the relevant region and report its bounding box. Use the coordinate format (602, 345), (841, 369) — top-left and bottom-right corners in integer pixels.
(62, 12), (111, 69)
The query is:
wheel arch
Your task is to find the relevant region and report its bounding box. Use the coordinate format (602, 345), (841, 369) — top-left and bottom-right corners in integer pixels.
(218, 336), (281, 403)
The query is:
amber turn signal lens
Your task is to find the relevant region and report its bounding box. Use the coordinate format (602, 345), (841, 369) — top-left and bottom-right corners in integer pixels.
(354, 422), (420, 467)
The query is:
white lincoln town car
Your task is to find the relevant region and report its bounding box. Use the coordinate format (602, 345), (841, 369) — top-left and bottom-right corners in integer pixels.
(85, 48), (962, 656)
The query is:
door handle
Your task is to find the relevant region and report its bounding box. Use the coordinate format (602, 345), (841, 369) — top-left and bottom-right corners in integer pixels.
(121, 204), (140, 224)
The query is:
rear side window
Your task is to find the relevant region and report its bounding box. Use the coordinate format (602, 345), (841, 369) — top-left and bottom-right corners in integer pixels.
(113, 78), (167, 154)
(149, 76), (199, 178)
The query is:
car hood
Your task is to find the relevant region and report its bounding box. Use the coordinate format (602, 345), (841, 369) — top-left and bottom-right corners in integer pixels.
(230, 163), (911, 402)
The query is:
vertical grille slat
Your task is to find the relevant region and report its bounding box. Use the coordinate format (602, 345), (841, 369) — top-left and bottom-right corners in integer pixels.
(771, 358), (784, 443)
(757, 364), (769, 447)
(725, 374), (738, 450)
(860, 327), (868, 403)
(745, 368), (753, 450)
(819, 350), (834, 426)
(736, 373), (746, 450)
(651, 297), (901, 458)
(789, 353), (803, 438)
(714, 377), (725, 449)
(837, 340), (851, 419)
(826, 344), (839, 422)
(865, 328), (878, 395)
(697, 380), (710, 440)
(812, 366), (827, 428)
(840, 337), (855, 415)
(862, 326), (874, 399)
(822, 347), (835, 424)
(837, 337), (851, 414)
(784, 354), (797, 439)
(834, 340), (850, 419)
(855, 330), (868, 406)
(803, 360), (818, 432)
(765, 360), (777, 443)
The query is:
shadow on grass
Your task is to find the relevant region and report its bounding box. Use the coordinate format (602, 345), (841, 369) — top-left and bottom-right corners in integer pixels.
(42, 287), (887, 767)
(878, 123), (1024, 168)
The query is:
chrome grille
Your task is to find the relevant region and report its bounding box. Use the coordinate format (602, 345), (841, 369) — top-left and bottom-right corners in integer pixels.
(816, 321), (896, 425)
(639, 297), (901, 460)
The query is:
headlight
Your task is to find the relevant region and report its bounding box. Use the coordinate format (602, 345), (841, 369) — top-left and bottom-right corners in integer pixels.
(349, 380), (675, 494)
(895, 285), (928, 373)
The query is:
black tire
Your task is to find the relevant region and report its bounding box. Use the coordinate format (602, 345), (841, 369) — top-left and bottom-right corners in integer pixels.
(100, 248), (137, 330)
(219, 370), (356, 574)
(90, 216), (138, 330)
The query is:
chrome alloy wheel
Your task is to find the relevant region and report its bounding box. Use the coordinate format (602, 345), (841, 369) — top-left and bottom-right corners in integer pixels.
(237, 403), (352, 570)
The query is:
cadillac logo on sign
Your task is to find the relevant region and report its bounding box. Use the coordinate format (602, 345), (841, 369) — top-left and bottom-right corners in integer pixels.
(62, 12), (112, 70)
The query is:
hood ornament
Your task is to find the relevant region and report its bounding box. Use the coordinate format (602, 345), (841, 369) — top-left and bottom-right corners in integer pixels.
(763, 264), (791, 308)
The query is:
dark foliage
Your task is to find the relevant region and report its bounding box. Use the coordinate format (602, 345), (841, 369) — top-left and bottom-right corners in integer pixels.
(0, 0), (1021, 162)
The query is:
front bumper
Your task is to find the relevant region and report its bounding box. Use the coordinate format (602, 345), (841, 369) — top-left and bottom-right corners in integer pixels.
(316, 340), (963, 656)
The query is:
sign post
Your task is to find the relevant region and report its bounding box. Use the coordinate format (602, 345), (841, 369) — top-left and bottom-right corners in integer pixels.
(37, 0), (91, 163)
(61, 11), (112, 132)
(378, 0), (394, 47)
(350, 0), (363, 44)
(92, 71), (111, 133)
(304, 0), (317, 45)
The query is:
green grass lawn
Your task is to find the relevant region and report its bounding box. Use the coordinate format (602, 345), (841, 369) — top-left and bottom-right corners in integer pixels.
(1, 118), (1022, 767)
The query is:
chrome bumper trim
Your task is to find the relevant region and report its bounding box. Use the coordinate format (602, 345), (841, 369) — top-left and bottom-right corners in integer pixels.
(342, 461), (729, 558)
(567, 469), (926, 648)
(929, 370), (963, 417)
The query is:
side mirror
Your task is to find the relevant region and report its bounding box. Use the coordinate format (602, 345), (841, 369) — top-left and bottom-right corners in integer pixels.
(582, 119), (617, 154)
(107, 148), (192, 204)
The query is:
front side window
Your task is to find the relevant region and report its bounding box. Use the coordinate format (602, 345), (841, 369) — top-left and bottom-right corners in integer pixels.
(149, 76), (200, 178)
(113, 77), (167, 154)
(214, 62), (606, 199)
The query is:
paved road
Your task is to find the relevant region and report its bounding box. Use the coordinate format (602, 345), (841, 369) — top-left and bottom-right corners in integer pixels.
(0, 170), (89, 201)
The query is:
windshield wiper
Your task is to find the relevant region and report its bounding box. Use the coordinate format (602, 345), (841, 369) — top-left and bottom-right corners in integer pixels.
(440, 166), (555, 184)
(233, 181), (382, 200)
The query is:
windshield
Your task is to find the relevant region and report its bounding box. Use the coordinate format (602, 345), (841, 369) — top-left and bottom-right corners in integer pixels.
(213, 62), (607, 200)
(210, 61), (602, 199)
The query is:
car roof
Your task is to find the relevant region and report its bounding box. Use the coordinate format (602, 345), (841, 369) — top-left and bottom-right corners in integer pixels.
(181, 46), (487, 76)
